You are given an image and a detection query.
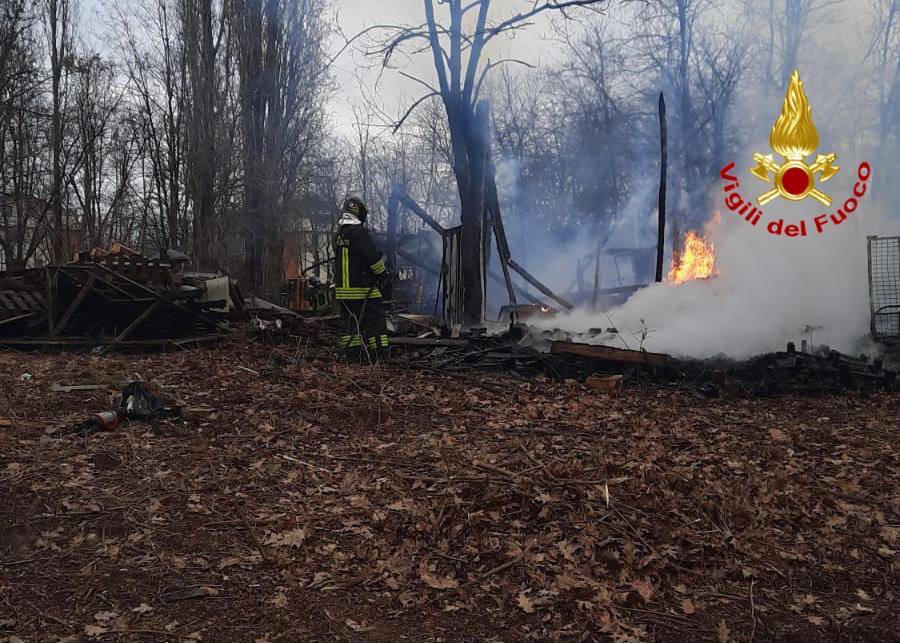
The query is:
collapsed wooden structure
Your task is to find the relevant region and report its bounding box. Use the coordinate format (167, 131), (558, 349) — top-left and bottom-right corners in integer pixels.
(0, 250), (229, 349)
(384, 184), (575, 326)
(388, 330), (896, 395)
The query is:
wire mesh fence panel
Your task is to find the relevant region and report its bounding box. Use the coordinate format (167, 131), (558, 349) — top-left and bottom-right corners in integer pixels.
(868, 236), (900, 342)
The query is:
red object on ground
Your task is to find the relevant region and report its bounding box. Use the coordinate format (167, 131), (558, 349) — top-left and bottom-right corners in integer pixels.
(94, 411), (120, 431)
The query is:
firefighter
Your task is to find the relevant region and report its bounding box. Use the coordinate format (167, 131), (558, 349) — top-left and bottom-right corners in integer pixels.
(334, 196), (391, 362)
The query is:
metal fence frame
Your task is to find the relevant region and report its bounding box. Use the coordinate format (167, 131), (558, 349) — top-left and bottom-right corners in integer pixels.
(868, 235), (900, 344)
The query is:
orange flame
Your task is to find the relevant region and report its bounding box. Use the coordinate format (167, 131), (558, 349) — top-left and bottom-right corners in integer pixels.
(668, 230), (716, 284)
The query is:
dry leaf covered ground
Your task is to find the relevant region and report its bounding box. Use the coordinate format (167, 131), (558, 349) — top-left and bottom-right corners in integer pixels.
(1, 338), (898, 642)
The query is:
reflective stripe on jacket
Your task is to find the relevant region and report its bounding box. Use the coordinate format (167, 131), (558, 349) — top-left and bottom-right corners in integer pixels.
(334, 224), (385, 300)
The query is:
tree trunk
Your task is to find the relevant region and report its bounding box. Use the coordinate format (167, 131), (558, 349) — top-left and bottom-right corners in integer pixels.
(185, 0), (218, 267)
(237, 0), (265, 292)
(48, 0), (67, 263)
(457, 101), (489, 326)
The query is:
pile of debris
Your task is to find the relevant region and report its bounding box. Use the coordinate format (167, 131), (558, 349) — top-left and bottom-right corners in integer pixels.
(249, 304), (342, 350)
(389, 321), (897, 395)
(721, 342), (897, 395)
(0, 245), (233, 349)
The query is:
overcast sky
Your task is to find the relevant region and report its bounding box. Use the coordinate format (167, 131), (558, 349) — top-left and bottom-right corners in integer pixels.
(326, 0), (565, 135)
(324, 0), (874, 136)
(77, 0), (876, 138)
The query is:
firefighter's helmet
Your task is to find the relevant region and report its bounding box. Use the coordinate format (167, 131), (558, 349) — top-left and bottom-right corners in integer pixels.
(342, 196), (368, 222)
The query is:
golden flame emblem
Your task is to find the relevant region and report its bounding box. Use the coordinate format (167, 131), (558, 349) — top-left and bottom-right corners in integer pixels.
(750, 71), (839, 206)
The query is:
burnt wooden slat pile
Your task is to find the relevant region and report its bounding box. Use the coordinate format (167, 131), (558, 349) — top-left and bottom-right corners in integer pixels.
(391, 331), (897, 396)
(719, 343), (897, 395)
(0, 255), (226, 349)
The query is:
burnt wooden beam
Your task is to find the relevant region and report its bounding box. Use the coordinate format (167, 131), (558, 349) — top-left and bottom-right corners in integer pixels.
(550, 340), (669, 368)
(0, 313), (34, 327)
(0, 334), (222, 348)
(389, 337), (470, 347)
(395, 190), (446, 235)
(592, 240), (603, 309)
(45, 267), (55, 336)
(508, 259), (573, 309)
(397, 247), (545, 307)
(488, 268), (545, 306)
(386, 188), (401, 271)
(113, 299), (163, 343)
(485, 161), (517, 306)
(51, 270), (98, 338)
(63, 265), (136, 299)
(93, 264), (221, 329)
(656, 92), (667, 283)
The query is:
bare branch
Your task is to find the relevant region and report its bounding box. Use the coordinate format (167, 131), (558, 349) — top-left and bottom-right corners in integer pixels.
(482, 0), (609, 44)
(399, 70), (440, 94)
(474, 57), (536, 101)
(462, 0), (491, 104)
(392, 91), (440, 133)
(424, 0), (451, 96)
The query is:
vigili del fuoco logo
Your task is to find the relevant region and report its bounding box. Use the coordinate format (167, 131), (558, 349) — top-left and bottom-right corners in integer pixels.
(719, 70), (871, 237)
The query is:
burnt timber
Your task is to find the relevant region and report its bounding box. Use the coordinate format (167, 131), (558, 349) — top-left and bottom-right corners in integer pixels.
(0, 254), (226, 349)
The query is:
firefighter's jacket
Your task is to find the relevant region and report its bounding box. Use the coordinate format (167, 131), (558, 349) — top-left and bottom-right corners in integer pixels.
(334, 223), (387, 300)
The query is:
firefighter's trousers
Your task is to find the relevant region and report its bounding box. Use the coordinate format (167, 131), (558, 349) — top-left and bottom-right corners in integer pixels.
(339, 297), (389, 363)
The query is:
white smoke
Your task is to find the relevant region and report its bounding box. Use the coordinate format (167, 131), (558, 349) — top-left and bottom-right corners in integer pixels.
(531, 186), (896, 359)
(524, 1), (899, 359)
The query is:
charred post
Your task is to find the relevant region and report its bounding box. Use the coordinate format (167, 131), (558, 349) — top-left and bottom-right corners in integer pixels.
(656, 92), (668, 283)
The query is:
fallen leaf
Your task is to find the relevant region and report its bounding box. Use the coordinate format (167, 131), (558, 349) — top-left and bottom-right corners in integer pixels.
(218, 556), (243, 570)
(420, 568), (458, 590)
(270, 593), (288, 608)
(83, 625), (108, 638)
(264, 528), (306, 548)
(716, 619), (730, 643)
(517, 592), (535, 613)
(345, 619), (375, 632)
(94, 611), (117, 622)
(631, 578), (653, 602)
(681, 598), (695, 614)
(806, 615), (825, 625)
(132, 603), (153, 614)
(769, 428), (787, 441)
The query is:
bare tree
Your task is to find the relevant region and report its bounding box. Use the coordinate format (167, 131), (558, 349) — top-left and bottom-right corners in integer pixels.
(232, 0), (331, 296)
(181, 0), (224, 266)
(44, 0), (73, 261)
(119, 0), (188, 251)
(70, 54), (133, 249)
(867, 0), (899, 183)
(631, 0), (748, 239)
(740, 0), (846, 93)
(375, 0), (611, 324)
